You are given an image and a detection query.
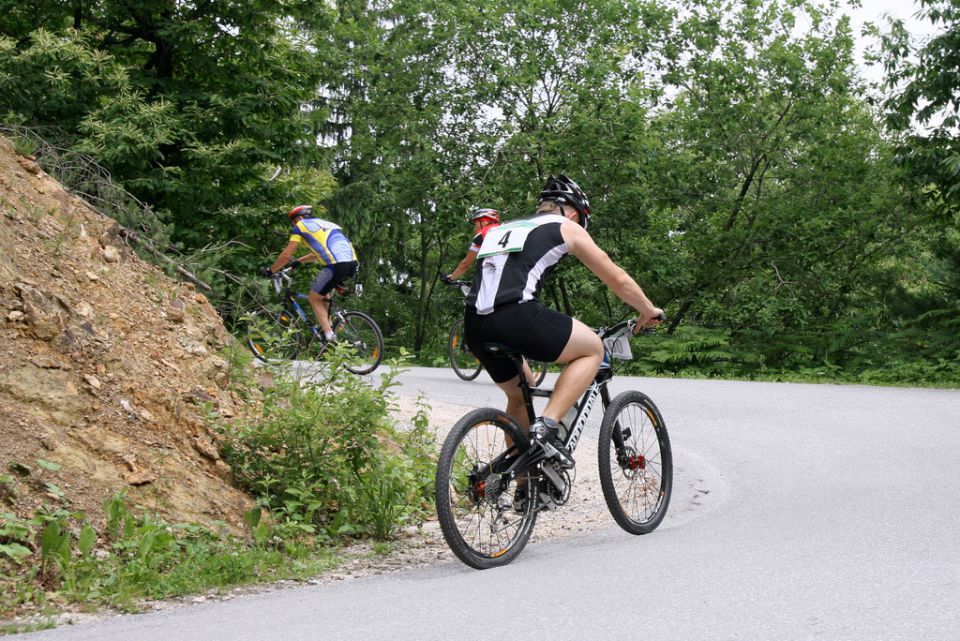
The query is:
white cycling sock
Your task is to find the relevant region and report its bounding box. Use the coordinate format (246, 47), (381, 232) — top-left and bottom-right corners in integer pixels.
(324, 330), (335, 341)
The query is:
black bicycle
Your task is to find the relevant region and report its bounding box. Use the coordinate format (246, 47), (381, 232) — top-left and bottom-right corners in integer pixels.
(245, 266), (385, 375)
(446, 280), (548, 385)
(435, 316), (672, 569)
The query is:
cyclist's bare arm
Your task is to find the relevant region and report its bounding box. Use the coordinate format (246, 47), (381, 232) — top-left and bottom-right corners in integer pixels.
(448, 249), (478, 280)
(269, 240), (301, 273)
(270, 242), (319, 273)
(560, 221), (663, 330)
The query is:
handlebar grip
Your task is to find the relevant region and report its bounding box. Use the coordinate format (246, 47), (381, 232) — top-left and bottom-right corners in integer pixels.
(638, 312), (666, 335)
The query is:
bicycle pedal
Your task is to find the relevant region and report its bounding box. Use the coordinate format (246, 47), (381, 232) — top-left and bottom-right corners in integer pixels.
(538, 492), (559, 511)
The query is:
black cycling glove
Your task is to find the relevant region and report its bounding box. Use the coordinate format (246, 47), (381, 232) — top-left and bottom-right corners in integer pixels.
(259, 266), (274, 278)
(440, 273), (452, 284)
(288, 259), (301, 269)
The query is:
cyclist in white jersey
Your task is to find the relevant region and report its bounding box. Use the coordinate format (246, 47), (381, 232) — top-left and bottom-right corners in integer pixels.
(463, 174), (663, 466)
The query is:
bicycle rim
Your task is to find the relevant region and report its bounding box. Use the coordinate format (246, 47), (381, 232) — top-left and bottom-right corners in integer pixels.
(336, 311), (384, 375)
(436, 408), (537, 569)
(245, 311), (298, 362)
(528, 359), (549, 386)
(448, 319), (483, 381)
(598, 391), (672, 534)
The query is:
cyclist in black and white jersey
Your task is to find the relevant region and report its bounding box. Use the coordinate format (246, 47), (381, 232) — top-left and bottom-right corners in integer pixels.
(463, 174), (663, 467)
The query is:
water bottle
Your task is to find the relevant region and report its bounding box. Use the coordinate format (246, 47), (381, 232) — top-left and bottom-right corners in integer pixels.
(599, 346), (611, 369)
(559, 403), (578, 441)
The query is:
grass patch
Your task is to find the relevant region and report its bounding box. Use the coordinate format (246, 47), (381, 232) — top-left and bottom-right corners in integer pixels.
(0, 495), (347, 626)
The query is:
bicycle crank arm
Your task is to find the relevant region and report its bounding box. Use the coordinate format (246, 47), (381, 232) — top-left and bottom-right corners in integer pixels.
(540, 462), (566, 493)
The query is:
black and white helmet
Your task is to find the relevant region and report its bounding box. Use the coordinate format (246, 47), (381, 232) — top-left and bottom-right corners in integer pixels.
(538, 174), (591, 228)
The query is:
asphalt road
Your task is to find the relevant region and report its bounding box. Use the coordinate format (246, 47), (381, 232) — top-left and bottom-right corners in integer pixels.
(24, 368), (960, 641)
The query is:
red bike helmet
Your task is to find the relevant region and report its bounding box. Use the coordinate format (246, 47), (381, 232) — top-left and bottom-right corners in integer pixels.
(287, 205), (313, 221)
(469, 208), (501, 224)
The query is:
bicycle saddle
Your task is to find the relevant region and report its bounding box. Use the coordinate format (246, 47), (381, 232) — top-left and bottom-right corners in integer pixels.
(484, 342), (520, 357)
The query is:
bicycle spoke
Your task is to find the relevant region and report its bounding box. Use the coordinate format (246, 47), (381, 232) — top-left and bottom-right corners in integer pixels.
(598, 391), (672, 535)
(436, 409), (537, 567)
(334, 311), (384, 375)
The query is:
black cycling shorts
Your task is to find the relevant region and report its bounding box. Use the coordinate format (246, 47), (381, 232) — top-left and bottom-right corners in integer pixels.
(464, 302), (573, 383)
(311, 261), (358, 295)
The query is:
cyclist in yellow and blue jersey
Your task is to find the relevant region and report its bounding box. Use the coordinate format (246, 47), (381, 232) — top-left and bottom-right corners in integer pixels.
(261, 205), (358, 342)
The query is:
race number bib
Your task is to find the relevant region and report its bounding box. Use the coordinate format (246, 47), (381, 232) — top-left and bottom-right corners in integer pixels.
(476, 221), (538, 258)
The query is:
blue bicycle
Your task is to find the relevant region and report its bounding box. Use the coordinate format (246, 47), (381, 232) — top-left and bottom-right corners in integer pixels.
(245, 267), (384, 375)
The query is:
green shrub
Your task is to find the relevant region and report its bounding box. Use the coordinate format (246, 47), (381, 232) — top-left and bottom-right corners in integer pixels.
(219, 350), (436, 540)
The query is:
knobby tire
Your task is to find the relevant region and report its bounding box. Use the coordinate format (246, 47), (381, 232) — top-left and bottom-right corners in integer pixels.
(597, 390), (673, 535)
(448, 318), (483, 381)
(435, 408), (538, 569)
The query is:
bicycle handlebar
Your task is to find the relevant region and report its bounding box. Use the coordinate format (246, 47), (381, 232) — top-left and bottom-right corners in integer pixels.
(598, 311), (666, 340)
(445, 279), (472, 296)
(268, 267), (295, 295)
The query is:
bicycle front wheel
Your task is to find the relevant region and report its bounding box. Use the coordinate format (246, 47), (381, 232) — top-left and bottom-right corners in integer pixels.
(245, 310), (300, 362)
(435, 408), (538, 569)
(527, 358), (549, 386)
(334, 310), (384, 375)
(448, 318), (483, 381)
(598, 390), (672, 535)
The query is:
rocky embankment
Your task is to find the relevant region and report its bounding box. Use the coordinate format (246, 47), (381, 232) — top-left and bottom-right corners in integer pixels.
(0, 135), (253, 530)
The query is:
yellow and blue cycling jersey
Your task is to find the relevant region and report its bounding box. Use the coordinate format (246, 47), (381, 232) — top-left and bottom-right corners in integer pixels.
(289, 217), (357, 265)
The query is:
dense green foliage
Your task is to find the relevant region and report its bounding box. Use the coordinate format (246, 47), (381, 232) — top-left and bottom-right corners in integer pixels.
(1, 0), (957, 384)
(220, 350), (435, 540)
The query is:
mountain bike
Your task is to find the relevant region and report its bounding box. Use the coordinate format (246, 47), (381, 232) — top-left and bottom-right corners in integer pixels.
(245, 266), (384, 375)
(445, 279), (548, 385)
(435, 315), (672, 569)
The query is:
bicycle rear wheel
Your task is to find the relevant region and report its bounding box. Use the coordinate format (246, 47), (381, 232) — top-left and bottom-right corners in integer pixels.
(334, 310), (384, 375)
(435, 408), (538, 569)
(598, 390), (672, 534)
(448, 318), (483, 381)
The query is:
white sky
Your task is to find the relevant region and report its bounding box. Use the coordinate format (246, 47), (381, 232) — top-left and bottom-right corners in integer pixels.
(846, 0), (930, 32)
(843, 0), (937, 85)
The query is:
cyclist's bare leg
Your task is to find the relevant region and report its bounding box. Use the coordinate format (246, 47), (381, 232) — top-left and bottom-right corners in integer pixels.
(494, 375), (530, 432)
(542, 318), (603, 423)
(495, 374), (533, 497)
(308, 290), (333, 335)
(520, 359), (538, 387)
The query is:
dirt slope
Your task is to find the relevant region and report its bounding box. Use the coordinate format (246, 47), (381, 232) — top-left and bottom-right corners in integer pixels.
(0, 135), (253, 531)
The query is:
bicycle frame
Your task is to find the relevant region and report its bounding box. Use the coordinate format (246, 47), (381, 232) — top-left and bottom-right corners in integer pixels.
(484, 320), (636, 486)
(272, 270), (345, 340)
(509, 320), (633, 452)
(283, 294), (319, 335)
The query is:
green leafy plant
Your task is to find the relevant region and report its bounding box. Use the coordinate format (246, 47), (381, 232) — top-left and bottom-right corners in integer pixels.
(0, 512), (33, 563)
(11, 134), (38, 159)
(220, 351), (435, 540)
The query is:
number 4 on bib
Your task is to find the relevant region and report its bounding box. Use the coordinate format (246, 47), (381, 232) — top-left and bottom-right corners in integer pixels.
(476, 221), (537, 258)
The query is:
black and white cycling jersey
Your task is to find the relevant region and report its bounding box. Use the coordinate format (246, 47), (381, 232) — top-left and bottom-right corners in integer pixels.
(466, 213), (569, 314)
